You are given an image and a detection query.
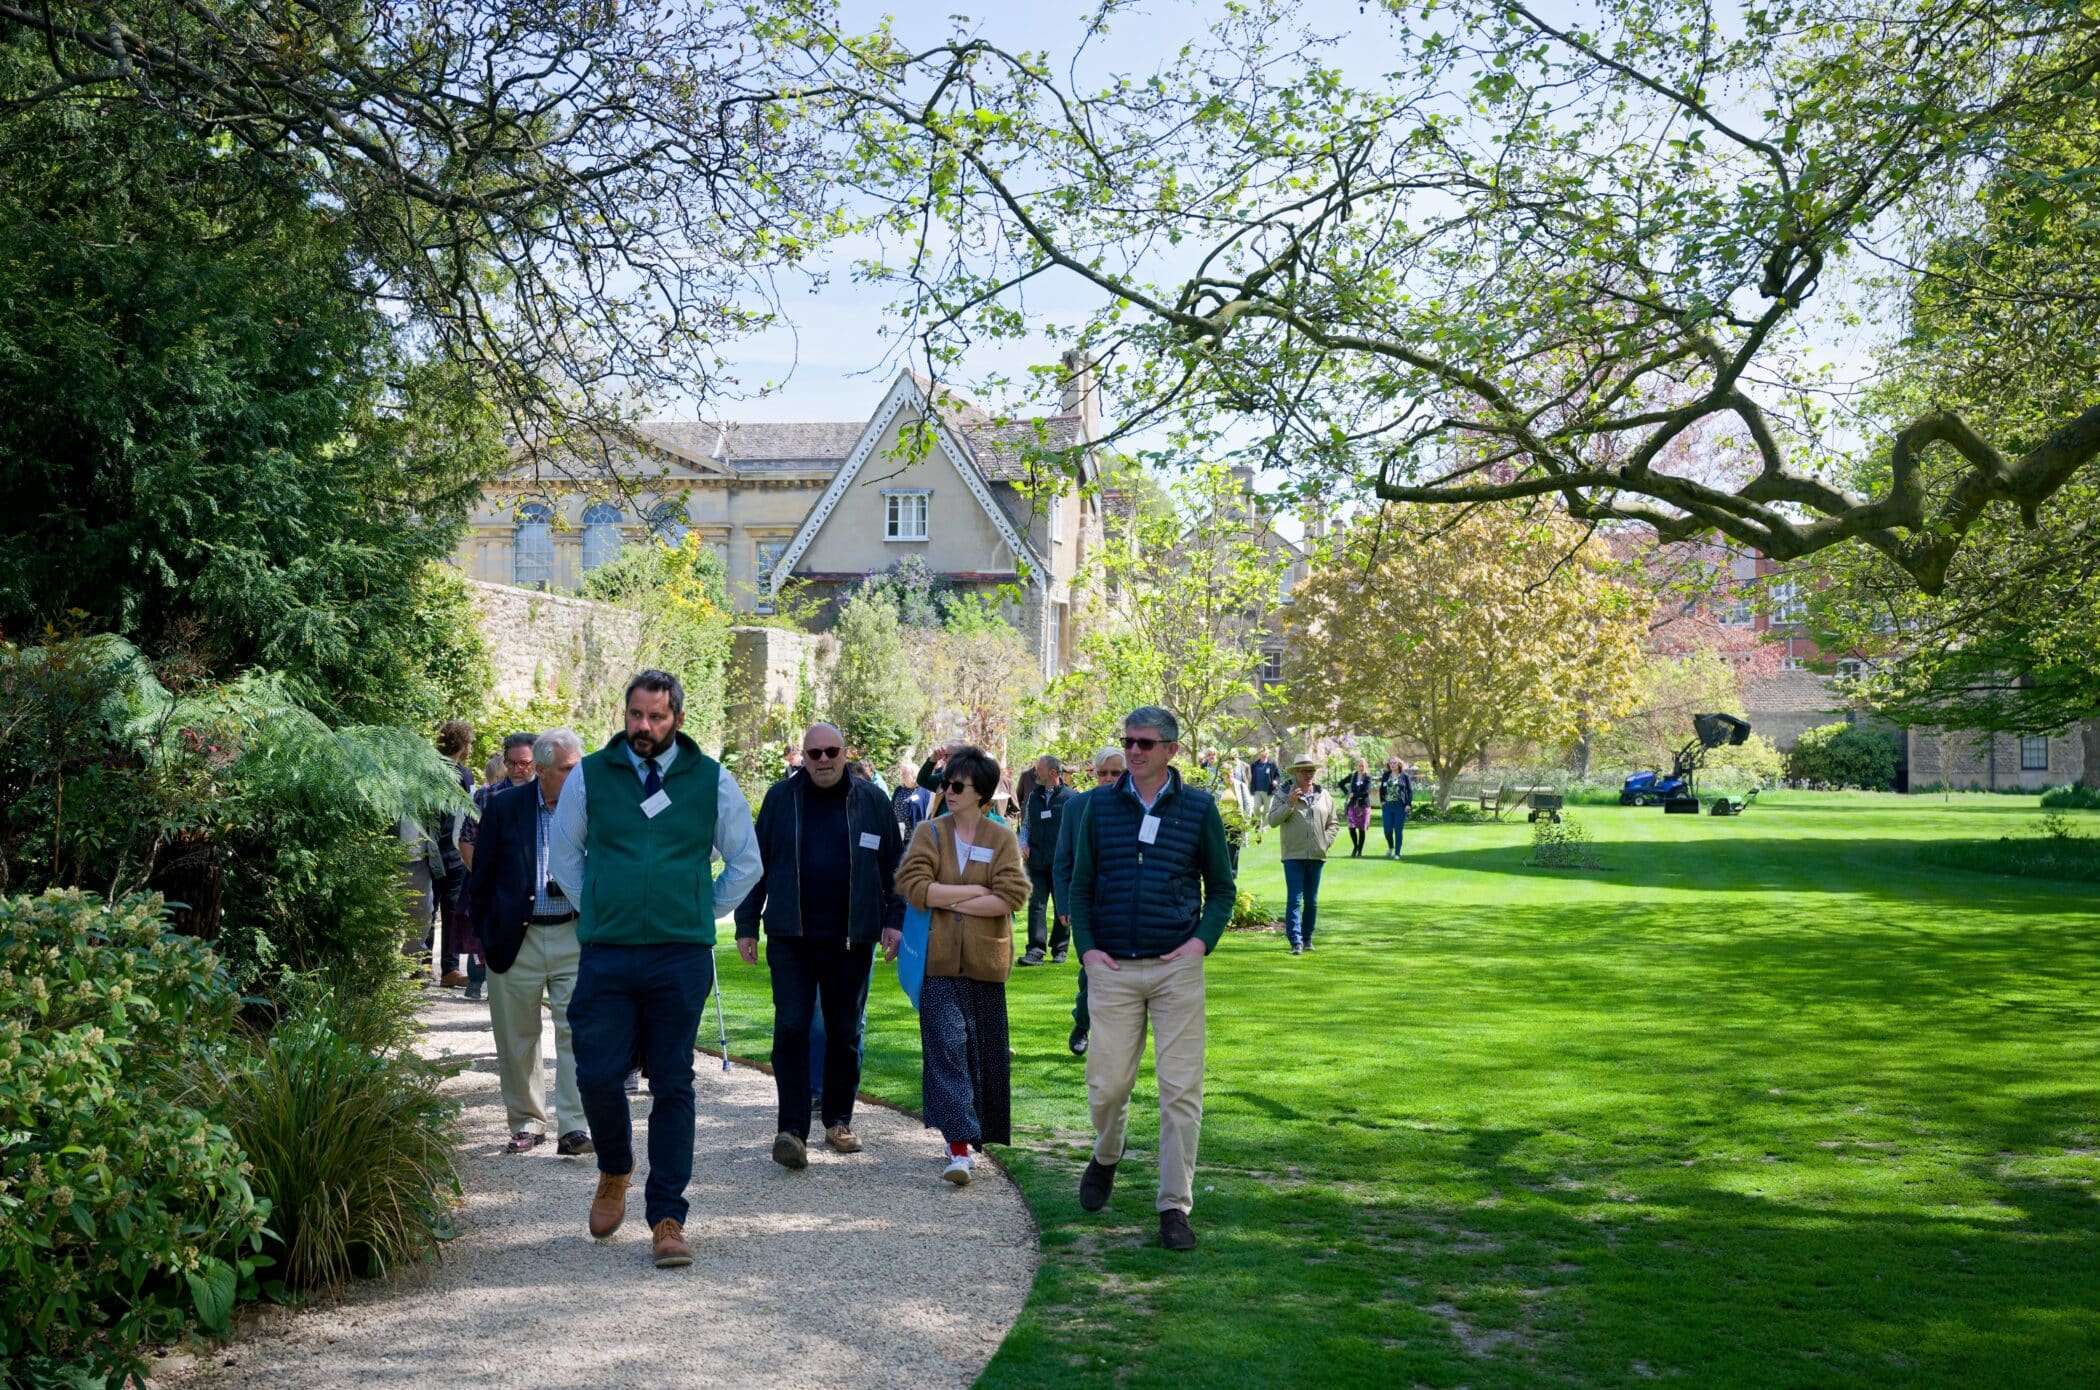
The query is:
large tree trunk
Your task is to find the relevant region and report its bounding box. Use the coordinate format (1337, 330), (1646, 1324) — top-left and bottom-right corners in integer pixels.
(1431, 751), (1466, 814)
(2082, 716), (2100, 788)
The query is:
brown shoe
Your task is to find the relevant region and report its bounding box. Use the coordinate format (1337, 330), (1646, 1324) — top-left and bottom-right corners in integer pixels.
(587, 1171), (631, 1239)
(651, 1218), (693, 1268)
(440, 970), (470, 988)
(825, 1124), (863, 1154)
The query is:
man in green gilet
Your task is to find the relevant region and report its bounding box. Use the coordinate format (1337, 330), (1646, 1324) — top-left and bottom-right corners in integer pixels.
(549, 669), (761, 1269)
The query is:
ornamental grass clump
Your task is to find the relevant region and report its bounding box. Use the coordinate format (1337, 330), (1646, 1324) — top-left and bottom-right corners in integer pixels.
(205, 983), (460, 1293)
(0, 891), (270, 1389)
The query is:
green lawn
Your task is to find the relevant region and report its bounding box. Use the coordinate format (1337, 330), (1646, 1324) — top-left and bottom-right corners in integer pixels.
(719, 793), (2100, 1387)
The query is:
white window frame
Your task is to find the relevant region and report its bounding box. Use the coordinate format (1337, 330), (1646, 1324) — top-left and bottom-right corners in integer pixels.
(1258, 648), (1284, 683)
(513, 503), (555, 589)
(884, 489), (930, 542)
(1769, 579), (1805, 625)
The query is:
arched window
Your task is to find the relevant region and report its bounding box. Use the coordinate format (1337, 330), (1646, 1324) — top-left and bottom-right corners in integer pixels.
(648, 497), (689, 545)
(513, 502), (555, 589)
(581, 501), (625, 573)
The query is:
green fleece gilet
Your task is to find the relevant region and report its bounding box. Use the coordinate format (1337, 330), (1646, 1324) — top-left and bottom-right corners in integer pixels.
(578, 732), (722, 946)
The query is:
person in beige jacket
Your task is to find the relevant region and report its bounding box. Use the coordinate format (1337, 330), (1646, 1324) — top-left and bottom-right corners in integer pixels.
(1266, 754), (1339, 955)
(896, 745), (1032, 1185)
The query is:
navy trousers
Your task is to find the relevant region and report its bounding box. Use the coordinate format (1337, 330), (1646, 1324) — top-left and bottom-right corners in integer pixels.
(569, 941), (715, 1227)
(768, 937), (874, 1139)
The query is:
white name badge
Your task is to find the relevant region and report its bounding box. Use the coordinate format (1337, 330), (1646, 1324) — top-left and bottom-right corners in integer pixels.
(968, 844), (996, 864)
(858, 832), (882, 850)
(1139, 815), (1161, 845)
(639, 789), (672, 819)
(1039, 809), (1053, 819)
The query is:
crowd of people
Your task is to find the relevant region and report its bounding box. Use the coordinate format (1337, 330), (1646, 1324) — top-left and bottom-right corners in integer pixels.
(412, 671), (1410, 1268)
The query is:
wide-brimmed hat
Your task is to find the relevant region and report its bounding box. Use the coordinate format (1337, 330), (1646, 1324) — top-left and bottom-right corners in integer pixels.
(1286, 755), (1321, 773)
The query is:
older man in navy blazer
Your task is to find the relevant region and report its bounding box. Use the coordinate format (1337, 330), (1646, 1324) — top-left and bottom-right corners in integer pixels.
(471, 728), (591, 1156)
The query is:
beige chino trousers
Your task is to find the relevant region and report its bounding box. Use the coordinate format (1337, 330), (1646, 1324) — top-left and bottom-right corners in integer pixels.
(1084, 952), (1207, 1214)
(487, 920), (584, 1137)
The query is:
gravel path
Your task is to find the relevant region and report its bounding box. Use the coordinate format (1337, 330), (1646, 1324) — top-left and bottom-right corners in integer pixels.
(169, 991), (1038, 1390)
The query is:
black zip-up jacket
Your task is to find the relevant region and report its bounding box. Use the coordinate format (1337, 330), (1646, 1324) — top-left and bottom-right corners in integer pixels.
(1023, 782), (1074, 869)
(734, 772), (905, 944)
(1378, 770), (1414, 810)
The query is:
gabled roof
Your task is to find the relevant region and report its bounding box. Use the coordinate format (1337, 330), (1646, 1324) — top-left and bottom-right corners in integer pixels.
(632, 420), (863, 471)
(770, 370), (1051, 594)
(960, 415), (1089, 482)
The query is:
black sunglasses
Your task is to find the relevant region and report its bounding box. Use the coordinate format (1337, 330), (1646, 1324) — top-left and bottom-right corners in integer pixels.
(944, 779), (972, 794)
(1094, 769), (1120, 782)
(1121, 736), (1162, 751)
(804, 746), (843, 760)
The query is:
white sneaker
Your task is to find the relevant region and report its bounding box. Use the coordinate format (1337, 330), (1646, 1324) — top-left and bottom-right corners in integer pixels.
(942, 1154), (974, 1186)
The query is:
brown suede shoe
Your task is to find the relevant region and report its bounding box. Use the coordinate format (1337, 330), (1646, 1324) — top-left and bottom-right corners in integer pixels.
(651, 1218), (693, 1268)
(824, 1123), (863, 1154)
(587, 1171), (631, 1239)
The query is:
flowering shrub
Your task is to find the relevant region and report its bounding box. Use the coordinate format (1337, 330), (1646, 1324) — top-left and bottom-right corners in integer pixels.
(0, 891), (270, 1388)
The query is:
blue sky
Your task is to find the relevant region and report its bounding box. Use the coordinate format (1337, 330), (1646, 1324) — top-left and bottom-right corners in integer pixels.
(712, 0), (1431, 426)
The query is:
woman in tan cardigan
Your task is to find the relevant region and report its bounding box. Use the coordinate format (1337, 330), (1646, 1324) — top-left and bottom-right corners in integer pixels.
(895, 745), (1032, 1185)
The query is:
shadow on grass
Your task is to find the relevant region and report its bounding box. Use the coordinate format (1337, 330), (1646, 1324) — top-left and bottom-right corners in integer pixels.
(1389, 836), (2100, 902)
(985, 1117), (2100, 1390)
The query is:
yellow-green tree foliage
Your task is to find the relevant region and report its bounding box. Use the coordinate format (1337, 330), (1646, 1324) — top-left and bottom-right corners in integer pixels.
(1286, 505), (1647, 811)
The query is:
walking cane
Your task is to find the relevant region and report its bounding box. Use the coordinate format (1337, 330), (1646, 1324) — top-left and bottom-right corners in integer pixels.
(712, 945), (732, 1072)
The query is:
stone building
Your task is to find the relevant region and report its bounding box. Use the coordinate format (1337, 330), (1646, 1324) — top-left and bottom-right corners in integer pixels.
(764, 358), (1105, 682)
(455, 354), (1106, 682)
(456, 420), (860, 606)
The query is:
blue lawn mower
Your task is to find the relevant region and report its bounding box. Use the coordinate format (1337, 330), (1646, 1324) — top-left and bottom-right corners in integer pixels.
(1619, 713), (1753, 815)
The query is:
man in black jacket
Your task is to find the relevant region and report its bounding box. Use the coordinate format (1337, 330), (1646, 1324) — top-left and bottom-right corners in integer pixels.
(469, 729), (591, 1156)
(1019, 754), (1074, 966)
(735, 722), (905, 1169)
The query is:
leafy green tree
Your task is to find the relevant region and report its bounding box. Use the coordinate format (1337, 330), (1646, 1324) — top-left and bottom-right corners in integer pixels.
(0, 46), (502, 722)
(580, 535), (735, 747)
(1020, 628), (1169, 768)
(1814, 97), (2100, 779)
(924, 598), (1038, 757)
(827, 591), (924, 771)
(1085, 463), (1293, 751)
(789, 0), (2100, 591)
(0, 2), (826, 437)
(1287, 504), (1648, 812)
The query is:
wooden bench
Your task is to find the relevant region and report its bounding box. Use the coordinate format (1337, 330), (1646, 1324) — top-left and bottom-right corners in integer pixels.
(1478, 784), (1514, 819)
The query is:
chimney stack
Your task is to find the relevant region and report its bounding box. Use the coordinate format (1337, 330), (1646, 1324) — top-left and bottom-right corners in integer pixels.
(1060, 348), (1101, 444)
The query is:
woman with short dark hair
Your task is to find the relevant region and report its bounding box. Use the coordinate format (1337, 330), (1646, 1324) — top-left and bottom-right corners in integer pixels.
(896, 745), (1031, 1184)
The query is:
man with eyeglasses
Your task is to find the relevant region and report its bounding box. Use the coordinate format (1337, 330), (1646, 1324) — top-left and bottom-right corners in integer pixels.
(1051, 746), (1125, 1058)
(735, 722), (906, 1170)
(1066, 706), (1236, 1252)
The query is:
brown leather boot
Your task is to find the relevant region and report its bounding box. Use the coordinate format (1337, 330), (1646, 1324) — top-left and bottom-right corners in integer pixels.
(651, 1218), (693, 1268)
(587, 1171), (631, 1239)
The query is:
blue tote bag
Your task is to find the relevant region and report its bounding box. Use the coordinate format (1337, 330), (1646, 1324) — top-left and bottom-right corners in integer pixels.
(896, 902), (932, 1010)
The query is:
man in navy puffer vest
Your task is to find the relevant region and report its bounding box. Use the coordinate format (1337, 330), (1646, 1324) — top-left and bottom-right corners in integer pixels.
(1066, 705), (1235, 1252)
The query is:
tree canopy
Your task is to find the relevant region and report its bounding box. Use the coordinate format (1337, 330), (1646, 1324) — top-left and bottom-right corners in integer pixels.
(0, 0), (824, 439)
(0, 40), (498, 722)
(1286, 504), (1648, 811)
(783, 0), (2100, 593)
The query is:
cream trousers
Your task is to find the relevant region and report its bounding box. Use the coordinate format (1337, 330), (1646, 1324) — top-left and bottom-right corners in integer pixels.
(487, 920), (584, 1137)
(1084, 952), (1207, 1214)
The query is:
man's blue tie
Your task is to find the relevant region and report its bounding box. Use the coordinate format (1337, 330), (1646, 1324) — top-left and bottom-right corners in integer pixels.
(643, 758), (662, 797)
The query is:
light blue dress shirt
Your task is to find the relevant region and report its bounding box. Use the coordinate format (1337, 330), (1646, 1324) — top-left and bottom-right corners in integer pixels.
(547, 738), (762, 921)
